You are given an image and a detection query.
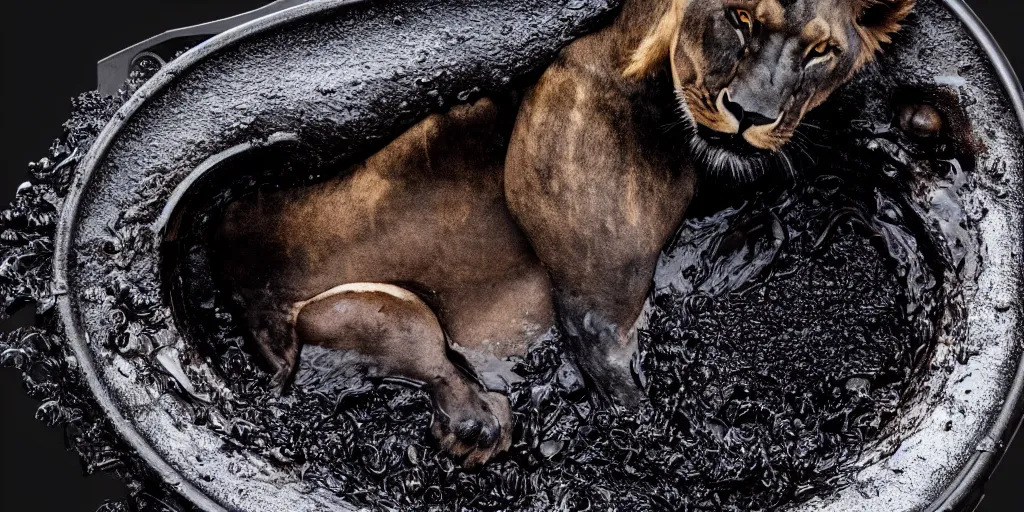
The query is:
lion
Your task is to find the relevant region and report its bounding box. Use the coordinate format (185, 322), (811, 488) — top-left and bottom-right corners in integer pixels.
(214, 0), (914, 466)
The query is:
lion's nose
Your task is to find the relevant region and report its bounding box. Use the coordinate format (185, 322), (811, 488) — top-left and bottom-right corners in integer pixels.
(723, 91), (779, 132)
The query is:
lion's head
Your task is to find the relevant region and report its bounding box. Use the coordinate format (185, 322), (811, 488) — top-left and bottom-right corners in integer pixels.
(625, 0), (914, 178)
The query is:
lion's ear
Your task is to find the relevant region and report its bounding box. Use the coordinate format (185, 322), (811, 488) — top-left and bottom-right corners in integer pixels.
(623, 1), (685, 79)
(855, 0), (915, 52)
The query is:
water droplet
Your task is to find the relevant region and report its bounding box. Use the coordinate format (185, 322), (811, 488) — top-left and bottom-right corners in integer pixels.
(539, 440), (564, 459)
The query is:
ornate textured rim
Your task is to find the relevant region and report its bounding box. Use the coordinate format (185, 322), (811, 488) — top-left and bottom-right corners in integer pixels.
(95, 0), (314, 96)
(54, 4), (356, 509)
(921, 4), (1024, 510)
(43, 0), (1024, 510)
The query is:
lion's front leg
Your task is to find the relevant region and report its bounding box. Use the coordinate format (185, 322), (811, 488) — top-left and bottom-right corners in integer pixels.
(551, 283), (652, 409)
(506, 194), (687, 408)
(504, 61), (695, 409)
(503, 196), (664, 408)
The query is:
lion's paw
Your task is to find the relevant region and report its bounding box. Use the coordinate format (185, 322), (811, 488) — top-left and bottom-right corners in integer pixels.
(431, 389), (512, 468)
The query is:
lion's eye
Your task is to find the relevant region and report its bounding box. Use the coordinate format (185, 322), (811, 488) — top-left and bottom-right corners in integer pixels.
(805, 40), (836, 65)
(727, 8), (755, 37)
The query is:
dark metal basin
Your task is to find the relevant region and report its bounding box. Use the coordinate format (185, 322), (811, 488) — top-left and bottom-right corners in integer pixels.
(5, 0), (1019, 510)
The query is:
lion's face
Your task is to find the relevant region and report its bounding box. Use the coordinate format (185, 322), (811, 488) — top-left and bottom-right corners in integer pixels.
(629, 0), (913, 178)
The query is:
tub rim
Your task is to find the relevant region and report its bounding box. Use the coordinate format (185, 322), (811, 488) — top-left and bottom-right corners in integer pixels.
(917, 4), (1024, 510)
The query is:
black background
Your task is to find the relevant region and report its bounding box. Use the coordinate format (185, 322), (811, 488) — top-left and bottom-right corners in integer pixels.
(1, 1), (1021, 510)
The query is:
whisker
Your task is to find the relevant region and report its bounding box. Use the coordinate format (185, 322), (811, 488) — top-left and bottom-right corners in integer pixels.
(791, 133), (817, 165)
(778, 149), (796, 180)
(661, 118), (690, 134)
(795, 126), (831, 150)
(798, 122), (826, 133)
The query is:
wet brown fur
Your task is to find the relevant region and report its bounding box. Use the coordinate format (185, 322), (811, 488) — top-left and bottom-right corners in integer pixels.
(506, 0), (699, 405)
(216, 98), (547, 465)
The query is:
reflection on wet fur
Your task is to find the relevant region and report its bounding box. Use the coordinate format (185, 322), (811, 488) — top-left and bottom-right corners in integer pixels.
(215, 0), (915, 468)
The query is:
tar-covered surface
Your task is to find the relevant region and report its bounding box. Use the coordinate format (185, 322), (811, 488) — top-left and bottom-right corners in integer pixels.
(165, 135), (951, 510)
